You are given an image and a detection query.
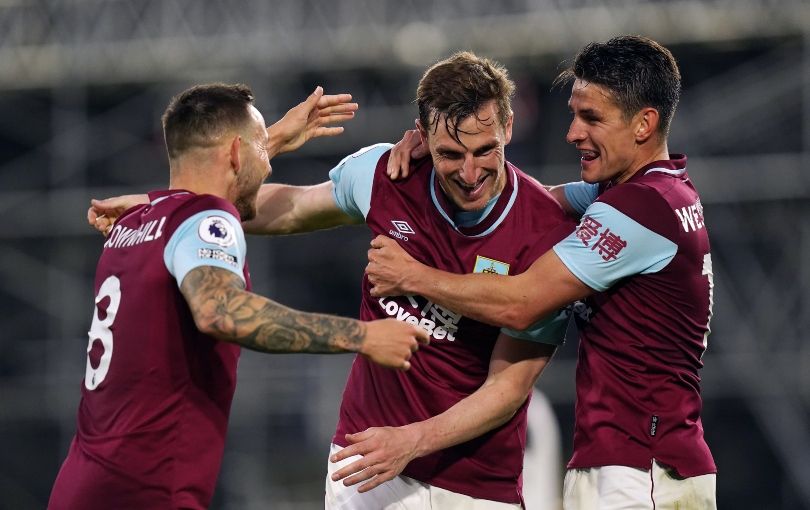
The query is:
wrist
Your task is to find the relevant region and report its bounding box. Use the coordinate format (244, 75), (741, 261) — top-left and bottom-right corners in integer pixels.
(401, 422), (431, 459)
(265, 123), (285, 159)
(402, 261), (430, 295)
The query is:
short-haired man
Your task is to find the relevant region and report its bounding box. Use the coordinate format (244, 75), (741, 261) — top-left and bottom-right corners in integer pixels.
(49, 84), (428, 510)
(371, 36), (717, 509)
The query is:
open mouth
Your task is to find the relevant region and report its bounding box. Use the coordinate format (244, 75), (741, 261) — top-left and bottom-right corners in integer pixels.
(580, 149), (599, 162)
(453, 174), (490, 198)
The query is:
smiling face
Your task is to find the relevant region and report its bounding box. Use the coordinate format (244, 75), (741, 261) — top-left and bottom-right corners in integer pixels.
(566, 78), (649, 185)
(422, 100), (512, 212)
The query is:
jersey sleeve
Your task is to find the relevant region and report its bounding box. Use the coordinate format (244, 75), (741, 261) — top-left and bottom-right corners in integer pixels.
(329, 143), (393, 220)
(501, 307), (570, 345)
(163, 210), (247, 287)
(553, 200), (677, 292)
(562, 181), (600, 215)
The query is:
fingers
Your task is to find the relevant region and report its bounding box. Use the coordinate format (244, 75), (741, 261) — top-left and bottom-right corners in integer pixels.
(369, 234), (391, 249)
(413, 327), (430, 346)
(306, 85), (324, 107)
(332, 458), (375, 484)
(312, 126), (346, 139)
(317, 102), (359, 117)
(317, 92), (354, 108)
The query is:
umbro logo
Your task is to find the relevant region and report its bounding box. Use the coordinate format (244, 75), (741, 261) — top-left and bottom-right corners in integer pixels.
(391, 220), (415, 235)
(389, 220), (415, 242)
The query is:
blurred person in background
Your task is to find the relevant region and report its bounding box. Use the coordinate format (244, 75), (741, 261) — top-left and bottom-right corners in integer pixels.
(90, 52), (576, 509)
(371, 35), (717, 510)
(49, 83), (428, 510)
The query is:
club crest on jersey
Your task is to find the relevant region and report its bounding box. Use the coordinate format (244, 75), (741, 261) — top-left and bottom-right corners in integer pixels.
(199, 216), (236, 247)
(473, 255), (510, 275)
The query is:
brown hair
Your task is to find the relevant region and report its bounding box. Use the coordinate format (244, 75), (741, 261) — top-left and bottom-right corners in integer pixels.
(417, 51), (515, 143)
(161, 83), (255, 159)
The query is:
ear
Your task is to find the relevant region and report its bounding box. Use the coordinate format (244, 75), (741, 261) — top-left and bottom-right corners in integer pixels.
(416, 119), (429, 146)
(503, 111), (514, 145)
(633, 107), (659, 143)
(229, 135), (242, 173)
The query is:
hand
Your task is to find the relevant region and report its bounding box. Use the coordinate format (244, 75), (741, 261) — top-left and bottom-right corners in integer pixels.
(366, 235), (423, 297)
(267, 86), (358, 157)
(385, 126), (429, 180)
(361, 318), (429, 371)
(330, 425), (424, 493)
(87, 194), (149, 236)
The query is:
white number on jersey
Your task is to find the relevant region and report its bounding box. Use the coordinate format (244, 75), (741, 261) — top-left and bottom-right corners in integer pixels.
(701, 252), (714, 356)
(84, 276), (122, 390)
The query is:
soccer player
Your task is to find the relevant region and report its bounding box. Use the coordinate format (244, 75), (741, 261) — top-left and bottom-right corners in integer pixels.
(48, 83), (428, 510)
(370, 36), (717, 509)
(89, 53), (576, 509)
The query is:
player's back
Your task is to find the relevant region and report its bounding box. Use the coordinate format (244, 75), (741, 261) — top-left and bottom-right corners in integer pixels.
(49, 190), (242, 510)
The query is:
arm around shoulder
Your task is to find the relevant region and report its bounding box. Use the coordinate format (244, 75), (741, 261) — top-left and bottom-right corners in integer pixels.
(242, 181), (361, 235)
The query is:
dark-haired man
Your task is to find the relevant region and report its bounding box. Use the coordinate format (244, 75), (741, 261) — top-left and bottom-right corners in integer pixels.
(372, 36), (717, 509)
(49, 84), (428, 510)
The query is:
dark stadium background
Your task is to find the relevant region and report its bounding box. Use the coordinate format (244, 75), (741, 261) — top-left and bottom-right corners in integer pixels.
(0, 1), (807, 508)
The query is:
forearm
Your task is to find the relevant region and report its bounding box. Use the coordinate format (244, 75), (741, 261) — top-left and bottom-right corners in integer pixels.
(406, 376), (530, 458)
(402, 250), (589, 330)
(183, 266), (365, 354)
(243, 182), (359, 235)
(405, 265), (539, 330)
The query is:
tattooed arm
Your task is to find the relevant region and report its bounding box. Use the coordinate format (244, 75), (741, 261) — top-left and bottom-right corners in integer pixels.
(180, 265), (429, 369)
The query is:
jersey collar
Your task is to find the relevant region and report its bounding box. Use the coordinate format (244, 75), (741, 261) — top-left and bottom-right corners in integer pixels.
(429, 162), (519, 238)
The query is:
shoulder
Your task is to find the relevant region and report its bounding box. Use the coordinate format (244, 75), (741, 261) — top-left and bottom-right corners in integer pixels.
(156, 193), (241, 236)
(510, 163), (570, 220)
(597, 182), (678, 237)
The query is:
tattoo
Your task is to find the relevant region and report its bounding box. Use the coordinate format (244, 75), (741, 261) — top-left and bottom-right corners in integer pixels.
(180, 266), (366, 354)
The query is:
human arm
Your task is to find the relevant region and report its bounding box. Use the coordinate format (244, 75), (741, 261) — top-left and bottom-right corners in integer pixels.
(243, 143), (391, 235)
(329, 334), (556, 491)
(87, 87), (357, 235)
(366, 234), (594, 330)
(242, 182), (361, 235)
(180, 265), (428, 369)
(86, 184), (359, 237)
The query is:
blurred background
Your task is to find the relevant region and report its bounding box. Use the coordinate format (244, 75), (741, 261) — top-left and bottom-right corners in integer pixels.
(1, 0), (809, 508)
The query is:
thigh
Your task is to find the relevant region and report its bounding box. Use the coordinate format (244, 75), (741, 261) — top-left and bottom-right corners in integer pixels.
(563, 466), (653, 510)
(324, 443), (427, 510)
(651, 462), (717, 510)
(428, 484), (521, 510)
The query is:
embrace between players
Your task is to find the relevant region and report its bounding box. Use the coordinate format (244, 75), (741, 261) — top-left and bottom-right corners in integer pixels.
(50, 36), (717, 510)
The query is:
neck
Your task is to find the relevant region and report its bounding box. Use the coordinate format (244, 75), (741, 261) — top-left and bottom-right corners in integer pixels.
(168, 154), (233, 200)
(616, 142), (670, 184)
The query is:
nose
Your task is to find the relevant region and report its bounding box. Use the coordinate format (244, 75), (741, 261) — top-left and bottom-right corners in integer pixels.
(566, 118), (585, 145)
(458, 154), (481, 184)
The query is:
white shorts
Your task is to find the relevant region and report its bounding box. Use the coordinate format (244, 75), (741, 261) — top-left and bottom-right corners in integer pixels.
(325, 443), (521, 510)
(562, 461), (716, 510)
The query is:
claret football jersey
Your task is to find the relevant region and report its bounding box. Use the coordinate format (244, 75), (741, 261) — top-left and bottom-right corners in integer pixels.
(328, 144), (576, 504)
(556, 155), (716, 476)
(49, 190), (249, 510)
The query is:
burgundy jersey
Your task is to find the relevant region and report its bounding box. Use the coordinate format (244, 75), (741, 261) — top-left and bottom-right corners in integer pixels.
(332, 150), (576, 504)
(49, 190), (249, 510)
(554, 156), (716, 476)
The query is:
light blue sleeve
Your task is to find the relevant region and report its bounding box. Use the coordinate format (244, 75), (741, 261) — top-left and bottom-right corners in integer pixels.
(163, 210), (247, 287)
(563, 181), (600, 215)
(501, 307), (570, 345)
(553, 201), (677, 291)
(329, 143), (393, 220)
